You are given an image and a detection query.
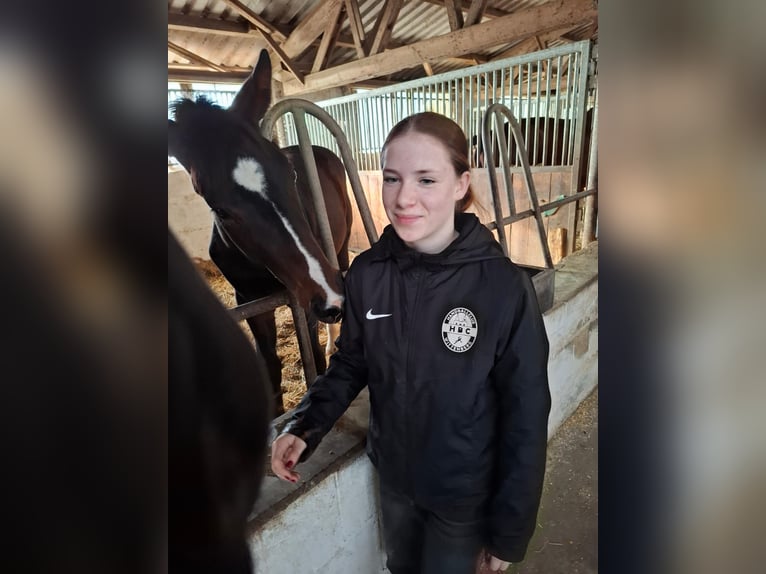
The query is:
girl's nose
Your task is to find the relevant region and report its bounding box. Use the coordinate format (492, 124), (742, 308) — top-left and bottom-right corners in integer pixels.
(396, 181), (417, 207)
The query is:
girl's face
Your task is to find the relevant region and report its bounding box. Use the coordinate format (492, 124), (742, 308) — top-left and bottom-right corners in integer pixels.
(381, 131), (469, 254)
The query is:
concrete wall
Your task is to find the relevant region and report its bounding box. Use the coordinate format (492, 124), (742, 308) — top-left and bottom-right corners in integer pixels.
(251, 455), (385, 574)
(544, 245), (599, 434)
(168, 167), (212, 260)
(247, 243), (598, 574)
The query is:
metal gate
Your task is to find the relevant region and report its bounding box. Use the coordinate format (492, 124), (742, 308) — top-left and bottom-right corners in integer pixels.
(273, 41), (594, 258)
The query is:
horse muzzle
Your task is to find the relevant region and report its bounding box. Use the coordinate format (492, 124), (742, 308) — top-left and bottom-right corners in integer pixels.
(312, 300), (343, 324)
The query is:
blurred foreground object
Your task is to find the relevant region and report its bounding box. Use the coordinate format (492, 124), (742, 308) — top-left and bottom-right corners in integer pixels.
(169, 229), (272, 573)
(601, 1), (766, 573)
(0, 3), (168, 572)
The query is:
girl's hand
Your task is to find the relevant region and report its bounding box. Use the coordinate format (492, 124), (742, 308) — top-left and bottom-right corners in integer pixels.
(488, 554), (510, 571)
(270, 433), (307, 483)
(477, 549), (511, 572)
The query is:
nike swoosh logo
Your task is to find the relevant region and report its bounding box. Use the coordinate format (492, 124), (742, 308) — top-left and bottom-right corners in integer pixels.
(366, 309), (392, 320)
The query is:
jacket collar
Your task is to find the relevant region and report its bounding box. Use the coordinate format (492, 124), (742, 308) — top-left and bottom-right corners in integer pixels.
(369, 213), (502, 270)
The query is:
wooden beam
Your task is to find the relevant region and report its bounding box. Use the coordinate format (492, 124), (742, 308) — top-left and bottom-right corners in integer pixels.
(562, 28), (586, 42)
(220, 0), (286, 42)
(168, 63), (252, 74)
(169, 12), (360, 52)
(492, 26), (577, 60)
(254, 29), (305, 84)
(464, 0), (489, 27)
(344, 0), (367, 58)
(444, 0), (464, 31)
(168, 13), (253, 36)
(450, 53), (487, 65)
(424, 0), (506, 19)
(281, 0), (344, 59)
(333, 36), (357, 49)
(168, 69), (251, 84)
(494, 37), (542, 61)
(423, 62), (434, 76)
(167, 41), (227, 72)
(281, 0), (597, 96)
(312, 2), (344, 72)
(353, 79), (396, 89)
(366, 0), (404, 56)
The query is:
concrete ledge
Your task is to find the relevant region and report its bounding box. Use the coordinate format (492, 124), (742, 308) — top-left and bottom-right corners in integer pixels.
(545, 242), (598, 435)
(247, 243), (598, 573)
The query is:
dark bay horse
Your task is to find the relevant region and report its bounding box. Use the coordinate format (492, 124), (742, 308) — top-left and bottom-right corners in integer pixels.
(169, 228), (271, 573)
(168, 50), (352, 415)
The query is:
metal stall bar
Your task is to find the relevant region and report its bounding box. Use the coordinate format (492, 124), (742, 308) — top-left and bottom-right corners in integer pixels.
(229, 291), (319, 385)
(262, 98), (379, 247)
(543, 57), (552, 165)
(534, 61), (541, 163)
(289, 107), (339, 268)
(482, 103), (598, 265)
(304, 42), (590, 170)
(229, 291), (291, 323)
(568, 43), (592, 253)
(582, 82), (599, 247)
(483, 103), (554, 269)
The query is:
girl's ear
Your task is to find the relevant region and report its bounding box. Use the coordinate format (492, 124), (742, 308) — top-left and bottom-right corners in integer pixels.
(455, 170), (470, 200)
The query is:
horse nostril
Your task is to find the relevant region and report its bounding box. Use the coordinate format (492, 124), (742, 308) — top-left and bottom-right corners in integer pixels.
(310, 300), (343, 323)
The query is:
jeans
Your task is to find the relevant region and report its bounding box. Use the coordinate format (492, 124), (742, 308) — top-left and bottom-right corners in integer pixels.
(379, 482), (484, 574)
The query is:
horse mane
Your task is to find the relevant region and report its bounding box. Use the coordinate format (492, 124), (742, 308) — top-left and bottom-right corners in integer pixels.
(169, 96), (224, 123)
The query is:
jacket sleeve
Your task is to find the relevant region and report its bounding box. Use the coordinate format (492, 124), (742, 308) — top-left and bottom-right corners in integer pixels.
(486, 271), (551, 563)
(281, 264), (369, 461)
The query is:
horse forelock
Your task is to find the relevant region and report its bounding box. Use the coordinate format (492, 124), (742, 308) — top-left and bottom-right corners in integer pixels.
(169, 97), (233, 147)
(169, 95), (223, 121)
(170, 97), (250, 178)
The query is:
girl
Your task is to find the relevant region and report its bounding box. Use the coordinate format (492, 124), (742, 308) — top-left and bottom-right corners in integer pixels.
(271, 112), (550, 574)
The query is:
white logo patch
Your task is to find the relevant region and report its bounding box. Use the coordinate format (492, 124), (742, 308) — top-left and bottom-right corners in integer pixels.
(441, 307), (478, 353)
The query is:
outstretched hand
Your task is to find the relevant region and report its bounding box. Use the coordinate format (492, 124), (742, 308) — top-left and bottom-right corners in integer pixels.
(270, 433), (307, 483)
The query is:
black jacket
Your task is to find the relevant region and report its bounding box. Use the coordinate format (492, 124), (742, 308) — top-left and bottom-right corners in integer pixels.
(284, 213), (551, 562)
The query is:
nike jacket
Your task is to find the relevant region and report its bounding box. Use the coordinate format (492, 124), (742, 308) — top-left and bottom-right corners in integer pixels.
(283, 212), (551, 562)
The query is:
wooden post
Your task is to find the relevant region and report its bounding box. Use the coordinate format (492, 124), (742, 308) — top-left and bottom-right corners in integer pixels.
(548, 227), (567, 264)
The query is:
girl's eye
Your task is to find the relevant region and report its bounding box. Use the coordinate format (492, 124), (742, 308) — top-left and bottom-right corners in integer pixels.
(420, 178), (435, 185)
(383, 176), (399, 184)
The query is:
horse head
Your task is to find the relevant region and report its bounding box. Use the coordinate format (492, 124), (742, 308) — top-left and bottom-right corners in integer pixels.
(168, 50), (344, 323)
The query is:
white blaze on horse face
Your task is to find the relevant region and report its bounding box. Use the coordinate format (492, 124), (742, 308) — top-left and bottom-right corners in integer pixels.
(232, 157), (344, 308)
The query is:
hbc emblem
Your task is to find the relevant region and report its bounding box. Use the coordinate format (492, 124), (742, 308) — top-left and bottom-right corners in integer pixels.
(441, 307), (478, 353)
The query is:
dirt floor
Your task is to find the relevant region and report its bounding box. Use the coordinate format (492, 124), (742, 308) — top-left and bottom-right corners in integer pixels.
(194, 259), (326, 411)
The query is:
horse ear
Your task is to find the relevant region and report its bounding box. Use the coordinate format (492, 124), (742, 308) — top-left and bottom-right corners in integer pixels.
(229, 49), (272, 125)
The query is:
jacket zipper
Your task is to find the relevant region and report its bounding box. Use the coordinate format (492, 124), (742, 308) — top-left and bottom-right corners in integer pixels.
(404, 269), (425, 500)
